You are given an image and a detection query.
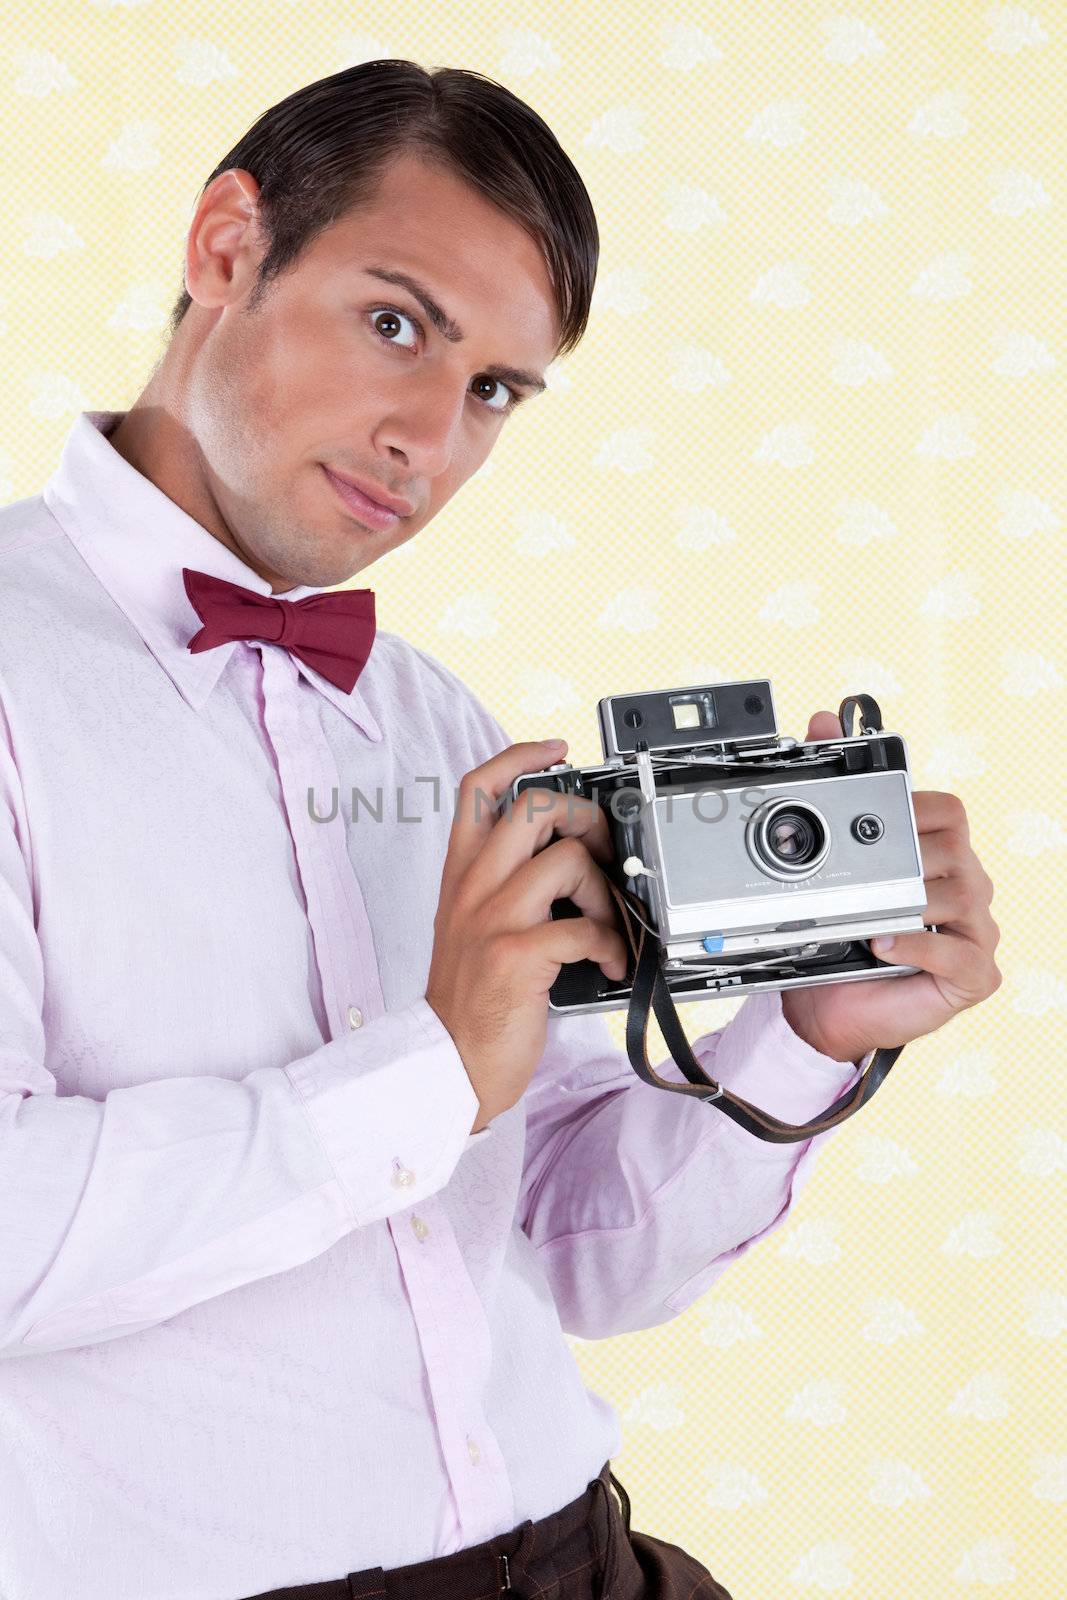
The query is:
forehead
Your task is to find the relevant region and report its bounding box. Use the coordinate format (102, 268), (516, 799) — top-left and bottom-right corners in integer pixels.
(313, 151), (560, 353)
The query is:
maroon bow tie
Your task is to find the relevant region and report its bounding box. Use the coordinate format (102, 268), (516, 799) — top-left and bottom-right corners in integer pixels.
(183, 567), (376, 694)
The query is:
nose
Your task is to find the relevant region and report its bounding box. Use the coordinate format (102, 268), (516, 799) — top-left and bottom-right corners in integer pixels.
(374, 371), (468, 480)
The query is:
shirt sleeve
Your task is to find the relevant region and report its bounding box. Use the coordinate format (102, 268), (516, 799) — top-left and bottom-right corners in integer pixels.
(0, 707), (483, 1361)
(451, 688), (864, 1337)
(518, 987), (863, 1338)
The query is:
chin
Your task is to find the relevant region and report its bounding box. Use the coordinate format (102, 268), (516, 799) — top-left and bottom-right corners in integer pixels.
(296, 562), (358, 592)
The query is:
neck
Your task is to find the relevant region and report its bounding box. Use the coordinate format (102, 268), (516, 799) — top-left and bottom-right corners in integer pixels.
(107, 338), (297, 595)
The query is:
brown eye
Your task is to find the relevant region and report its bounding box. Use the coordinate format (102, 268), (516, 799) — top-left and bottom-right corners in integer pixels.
(472, 376), (517, 414)
(370, 307), (419, 349)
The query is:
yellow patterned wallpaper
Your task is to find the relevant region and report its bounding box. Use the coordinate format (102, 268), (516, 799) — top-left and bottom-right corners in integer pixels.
(2, 2), (1064, 1594)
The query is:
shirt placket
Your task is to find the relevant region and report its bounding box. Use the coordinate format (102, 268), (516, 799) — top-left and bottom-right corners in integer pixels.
(391, 1189), (515, 1547)
(254, 644), (512, 1546)
(257, 646), (385, 1042)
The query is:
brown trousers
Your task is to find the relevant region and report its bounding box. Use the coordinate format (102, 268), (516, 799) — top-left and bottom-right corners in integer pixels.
(240, 1462), (733, 1600)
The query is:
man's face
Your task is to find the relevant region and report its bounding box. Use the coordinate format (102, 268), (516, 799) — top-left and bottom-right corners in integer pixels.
(179, 150), (560, 591)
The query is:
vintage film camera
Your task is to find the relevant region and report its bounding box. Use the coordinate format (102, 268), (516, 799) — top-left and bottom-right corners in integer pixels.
(508, 680), (932, 1143)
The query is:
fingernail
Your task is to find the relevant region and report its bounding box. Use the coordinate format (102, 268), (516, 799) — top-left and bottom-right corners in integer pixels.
(872, 936), (894, 953)
(544, 738), (567, 751)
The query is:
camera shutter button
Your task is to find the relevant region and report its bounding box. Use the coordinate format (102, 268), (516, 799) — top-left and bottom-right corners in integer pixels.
(852, 813), (884, 844)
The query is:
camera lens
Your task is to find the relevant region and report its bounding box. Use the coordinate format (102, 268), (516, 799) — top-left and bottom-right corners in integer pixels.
(767, 811), (816, 862)
(746, 798), (830, 880)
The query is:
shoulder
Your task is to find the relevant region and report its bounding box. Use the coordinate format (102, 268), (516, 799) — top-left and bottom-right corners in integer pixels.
(0, 495), (98, 654)
(0, 495), (77, 632)
(0, 493), (67, 567)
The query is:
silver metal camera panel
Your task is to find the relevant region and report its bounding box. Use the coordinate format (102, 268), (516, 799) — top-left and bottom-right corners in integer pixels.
(506, 678), (931, 1016)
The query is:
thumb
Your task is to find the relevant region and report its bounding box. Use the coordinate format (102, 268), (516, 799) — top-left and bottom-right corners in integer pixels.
(804, 709), (843, 741)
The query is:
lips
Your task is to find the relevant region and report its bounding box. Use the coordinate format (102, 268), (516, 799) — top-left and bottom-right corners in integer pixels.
(323, 466), (414, 518)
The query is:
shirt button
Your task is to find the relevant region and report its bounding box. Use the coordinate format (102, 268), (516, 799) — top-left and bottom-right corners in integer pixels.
(347, 1005), (363, 1030)
(410, 1215), (429, 1242)
(467, 1436), (481, 1466)
(390, 1160), (415, 1189)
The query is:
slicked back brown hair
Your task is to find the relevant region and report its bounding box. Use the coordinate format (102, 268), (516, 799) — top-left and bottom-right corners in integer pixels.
(166, 58), (599, 359)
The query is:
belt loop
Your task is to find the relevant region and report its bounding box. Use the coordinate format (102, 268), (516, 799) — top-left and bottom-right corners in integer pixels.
(608, 1468), (631, 1535)
(498, 1521), (535, 1598)
(590, 1472), (618, 1600)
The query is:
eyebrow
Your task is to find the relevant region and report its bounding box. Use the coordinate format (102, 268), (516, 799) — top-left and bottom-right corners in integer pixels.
(363, 265), (548, 397)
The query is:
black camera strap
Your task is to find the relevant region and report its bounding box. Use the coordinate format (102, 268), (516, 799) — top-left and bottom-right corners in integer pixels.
(608, 878), (904, 1145)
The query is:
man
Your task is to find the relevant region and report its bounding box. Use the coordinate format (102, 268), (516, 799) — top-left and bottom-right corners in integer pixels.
(0, 59), (1000, 1600)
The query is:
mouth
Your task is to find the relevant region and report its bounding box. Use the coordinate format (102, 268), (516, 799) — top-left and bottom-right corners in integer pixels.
(321, 465), (412, 530)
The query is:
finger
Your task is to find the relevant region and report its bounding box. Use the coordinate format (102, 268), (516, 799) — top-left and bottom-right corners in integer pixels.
(912, 789), (970, 841)
(520, 912), (630, 987)
(872, 927), (995, 1001)
(917, 826), (968, 880)
(917, 829), (992, 904)
(465, 784), (615, 908)
(804, 710), (843, 741)
(441, 741), (567, 897)
(494, 833), (624, 942)
(919, 876), (999, 946)
(914, 827), (998, 951)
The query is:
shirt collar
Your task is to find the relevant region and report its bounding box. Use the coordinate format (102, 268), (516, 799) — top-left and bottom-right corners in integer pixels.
(40, 409), (382, 742)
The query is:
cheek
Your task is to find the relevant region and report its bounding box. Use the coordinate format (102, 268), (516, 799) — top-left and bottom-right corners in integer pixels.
(431, 459), (480, 518)
(238, 351), (340, 477)
(238, 307), (330, 421)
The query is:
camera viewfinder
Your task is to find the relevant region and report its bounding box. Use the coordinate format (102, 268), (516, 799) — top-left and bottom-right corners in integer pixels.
(669, 692), (715, 731)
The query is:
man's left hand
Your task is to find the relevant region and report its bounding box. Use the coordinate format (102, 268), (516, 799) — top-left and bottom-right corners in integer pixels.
(779, 711), (1002, 1065)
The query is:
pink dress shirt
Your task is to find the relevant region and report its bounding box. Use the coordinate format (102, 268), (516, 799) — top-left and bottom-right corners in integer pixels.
(0, 410), (862, 1600)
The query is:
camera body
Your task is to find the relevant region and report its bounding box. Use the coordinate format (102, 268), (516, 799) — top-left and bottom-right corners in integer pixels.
(509, 678), (930, 1017)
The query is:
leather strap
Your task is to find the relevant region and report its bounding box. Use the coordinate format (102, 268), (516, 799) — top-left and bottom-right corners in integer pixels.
(608, 878), (903, 1144)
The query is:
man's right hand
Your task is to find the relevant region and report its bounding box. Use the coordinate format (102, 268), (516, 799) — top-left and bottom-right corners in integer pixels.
(425, 740), (630, 1134)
